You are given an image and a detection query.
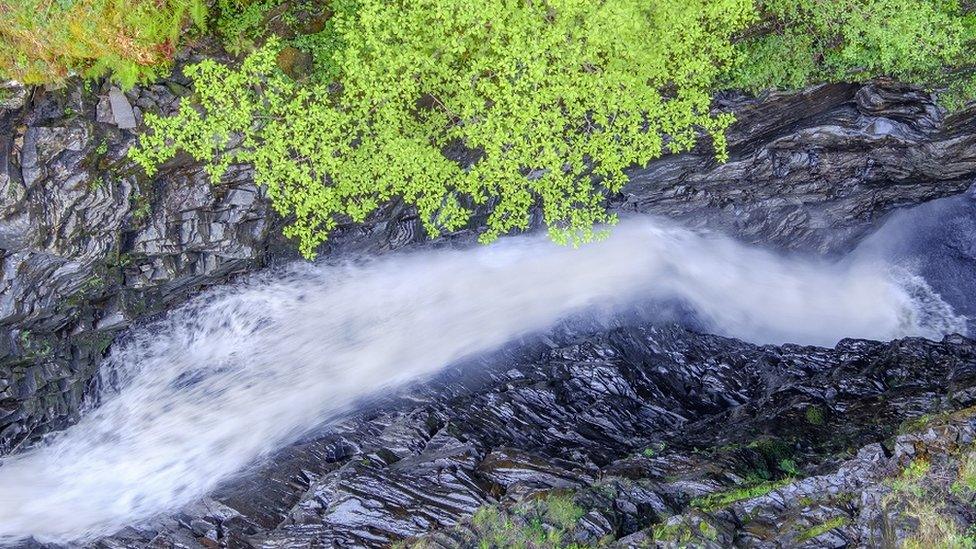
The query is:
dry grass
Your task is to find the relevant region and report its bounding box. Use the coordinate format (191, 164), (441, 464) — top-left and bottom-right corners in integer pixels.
(0, 0), (206, 87)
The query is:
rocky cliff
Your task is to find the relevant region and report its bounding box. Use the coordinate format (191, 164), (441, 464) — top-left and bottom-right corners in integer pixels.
(87, 324), (976, 548)
(1, 74), (976, 547)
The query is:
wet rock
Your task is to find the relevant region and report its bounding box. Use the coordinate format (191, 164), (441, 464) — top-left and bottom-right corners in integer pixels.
(95, 95), (113, 124)
(0, 80), (272, 452)
(2, 74), (976, 545)
(618, 81), (976, 255)
(80, 325), (976, 547)
(107, 87), (136, 129)
(275, 47), (314, 80)
(0, 82), (28, 111)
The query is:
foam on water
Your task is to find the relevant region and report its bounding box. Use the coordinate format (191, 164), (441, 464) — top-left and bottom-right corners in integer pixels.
(0, 217), (965, 543)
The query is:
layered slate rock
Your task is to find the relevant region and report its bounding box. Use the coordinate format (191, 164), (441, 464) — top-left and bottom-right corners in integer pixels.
(78, 324), (976, 548)
(0, 77), (271, 452)
(622, 81), (976, 255)
(1, 72), (976, 540)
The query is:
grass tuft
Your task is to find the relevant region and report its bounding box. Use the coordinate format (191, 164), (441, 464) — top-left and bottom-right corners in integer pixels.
(0, 0), (207, 88)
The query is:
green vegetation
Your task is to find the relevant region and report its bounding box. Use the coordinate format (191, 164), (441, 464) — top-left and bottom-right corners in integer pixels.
(804, 404), (825, 426)
(5, 0), (972, 256)
(17, 330), (53, 360)
(450, 493), (589, 548)
(900, 496), (976, 549)
(132, 0), (751, 257)
(778, 458), (799, 476)
(641, 442), (666, 458)
(796, 516), (849, 542)
(130, 0), (976, 258)
(952, 449), (976, 496)
(215, 0), (280, 55)
(0, 0), (206, 88)
(889, 457), (932, 497)
(691, 477), (792, 512)
(651, 516), (719, 544)
(884, 455), (976, 548)
(730, 0), (976, 108)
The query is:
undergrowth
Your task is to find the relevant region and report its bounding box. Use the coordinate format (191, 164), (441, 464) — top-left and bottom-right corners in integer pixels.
(6, 0), (967, 257)
(0, 0), (206, 88)
(729, 0), (976, 109)
(397, 493), (590, 548)
(884, 455), (976, 548)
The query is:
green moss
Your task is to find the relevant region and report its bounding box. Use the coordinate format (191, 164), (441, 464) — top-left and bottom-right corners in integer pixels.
(641, 442), (666, 458)
(797, 516), (849, 542)
(691, 478), (792, 512)
(131, 191), (152, 221)
(748, 437), (793, 462)
(899, 413), (942, 434)
(778, 458), (799, 476)
(18, 330), (53, 360)
(652, 517), (719, 544)
(652, 521), (693, 543)
(805, 405), (825, 426)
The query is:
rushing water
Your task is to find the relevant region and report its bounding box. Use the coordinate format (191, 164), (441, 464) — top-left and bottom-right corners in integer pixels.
(0, 217), (966, 543)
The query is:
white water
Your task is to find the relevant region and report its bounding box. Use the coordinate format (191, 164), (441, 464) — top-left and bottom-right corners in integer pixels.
(0, 217), (965, 543)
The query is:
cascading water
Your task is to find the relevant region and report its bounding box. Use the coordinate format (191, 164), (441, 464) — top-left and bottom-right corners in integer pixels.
(0, 217), (965, 543)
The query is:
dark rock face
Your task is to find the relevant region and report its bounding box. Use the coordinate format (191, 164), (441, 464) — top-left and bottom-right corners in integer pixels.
(620, 81), (976, 255)
(1, 73), (975, 546)
(0, 80), (271, 452)
(81, 324), (976, 547)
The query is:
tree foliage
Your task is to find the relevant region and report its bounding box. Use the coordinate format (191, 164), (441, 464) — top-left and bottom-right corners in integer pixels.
(730, 0), (976, 106)
(132, 0), (754, 258)
(130, 0), (976, 258)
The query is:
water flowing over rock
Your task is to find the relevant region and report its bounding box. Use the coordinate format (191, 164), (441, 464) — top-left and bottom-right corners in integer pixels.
(67, 325), (976, 547)
(0, 78), (271, 452)
(1, 73), (976, 547)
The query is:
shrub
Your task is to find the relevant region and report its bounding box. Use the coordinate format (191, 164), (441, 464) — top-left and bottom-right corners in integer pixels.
(131, 0), (753, 258)
(130, 0), (976, 257)
(0, 0), (207, 88)
(730, 0), (976, 106)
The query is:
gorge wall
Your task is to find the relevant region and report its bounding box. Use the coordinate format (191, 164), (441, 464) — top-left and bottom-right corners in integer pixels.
(1, 74), (976, 547)
(2, 74), (975, 455)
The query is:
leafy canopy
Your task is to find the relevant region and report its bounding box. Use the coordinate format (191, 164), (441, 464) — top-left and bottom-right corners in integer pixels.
(730, 0), (976, 107)
(131, 0), (976, 258)
(132, 0), (754, 258)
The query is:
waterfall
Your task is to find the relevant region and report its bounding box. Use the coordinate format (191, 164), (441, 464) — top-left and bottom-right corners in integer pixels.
(0, 217), (964, 543)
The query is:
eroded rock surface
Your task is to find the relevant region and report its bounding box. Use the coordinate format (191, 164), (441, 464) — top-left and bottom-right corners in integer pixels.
(0, 78), (270, 452)
(1, 74), (975, 546)
(74, 324), (976, 548)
